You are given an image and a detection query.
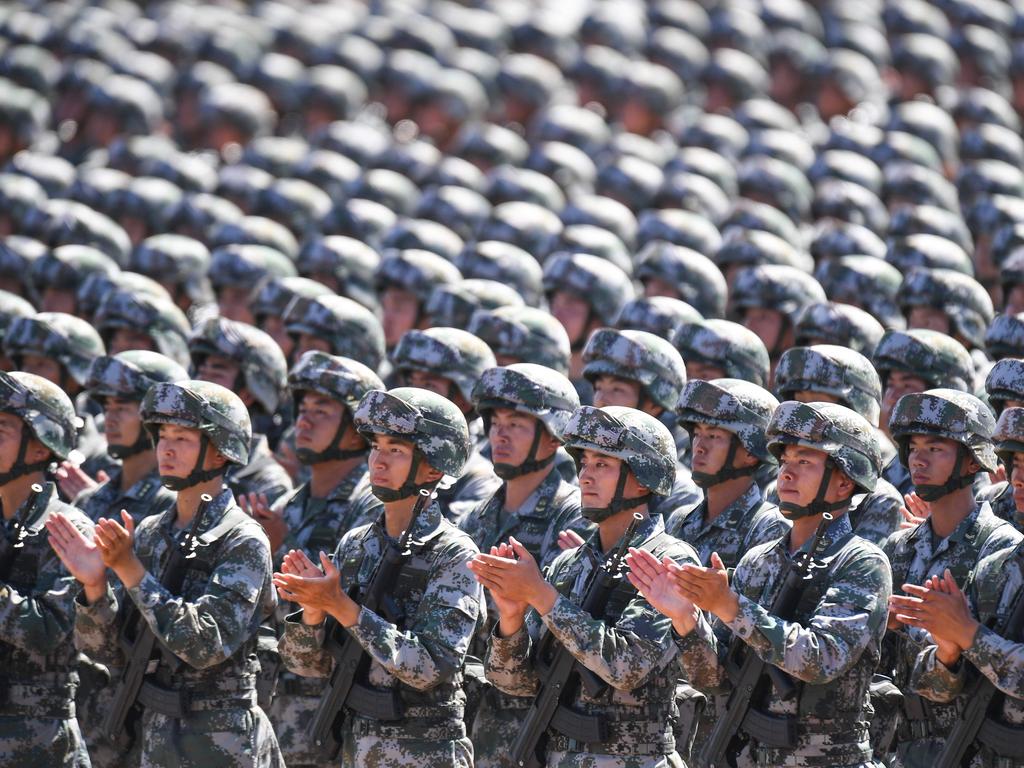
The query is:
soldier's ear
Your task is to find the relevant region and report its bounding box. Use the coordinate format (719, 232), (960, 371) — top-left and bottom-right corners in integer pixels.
(209, 447), (229, 470)
(420, 465), (443, 484)
(24, 437), (52, 465)
(964, 455), (981, 475)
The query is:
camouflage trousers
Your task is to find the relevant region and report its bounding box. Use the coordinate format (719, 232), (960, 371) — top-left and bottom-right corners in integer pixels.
(265, 672), (333, 768)
(0, 715), (91, 767)
(340, 718), (474, 768)
(544, 750), (685, 767)
(76, 674), (140, 768)
(139, 706), (283, 768)
(470, 688), (530, 768)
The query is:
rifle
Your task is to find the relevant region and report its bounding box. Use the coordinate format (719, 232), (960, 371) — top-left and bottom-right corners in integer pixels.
(698, 512), (835, 768)
(103, 493), (213, 744)
(936, 545), (1024, 768)
(308, 487), (433, 761)
(0, 483), (43, 583)
(510, 512), (645, 768)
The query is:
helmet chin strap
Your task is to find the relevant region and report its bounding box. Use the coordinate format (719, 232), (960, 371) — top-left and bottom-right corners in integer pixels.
(159, 435), (225, 491)
(779, 460), (850, 520)
(295, 410), (366, 465)
(582, 463), (649, 523)
(371, 451), (438, 503)
(492, 421), (555, 480)
(0, 426), (51, 487)
(107, 425), (152, 461)
(914, 445), (975, 502)
(692, 435), (758, 489)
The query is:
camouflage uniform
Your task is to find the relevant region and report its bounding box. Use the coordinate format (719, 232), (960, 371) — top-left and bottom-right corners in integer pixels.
(278, 387), (484, 768)
(674, 401), (892, 768)
(391, 328), (500, 525)
(978, 363), (1024, 531)
(882, 391), (1023, 768)
(74, 380), (283, 768)
(464, 364), (591, 768)
(485, 406), (700, 767)
(266, 352), (384, 768)
(0, 372), (93, 767)
(908, 540), (1024, 768)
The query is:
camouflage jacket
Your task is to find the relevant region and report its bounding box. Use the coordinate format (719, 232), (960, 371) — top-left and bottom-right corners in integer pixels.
(976, 481), (1024, 533)
(881, 503), (1023, 739)
(649, 465), (702, 522)
(910, 540), (1024, 768)
(846, 478), (904, 546)
(76, 467), (176, 525)
(485, 514), (700, 759)
(278, 501), (484, 736)
(226, 433), (294, 508)
(883, 454), (913, 496)
(675, 513), (892, 766)
(436, 448), (501, 527)
(75, 488), (276, 691)
(665, 483), (790, 568)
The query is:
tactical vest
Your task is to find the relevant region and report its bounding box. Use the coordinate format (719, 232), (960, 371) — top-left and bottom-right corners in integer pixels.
(281, 468), (364, 560)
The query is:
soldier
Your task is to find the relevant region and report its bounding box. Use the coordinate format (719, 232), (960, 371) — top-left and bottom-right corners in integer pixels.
(47, 379), (282, 766)
(468, 306), (572, 376)
(0, 371), (93, 767)
(374, 249), (461, 351)
(881, 390), (1022, 767)
(282, 293), (386, 373)
(632, 400), (892, 768)
(189, 316), (294, 506)
(273, 386), (484, 768)
(473, 405), (700, 767)
(390, 327), (499, 524)
(978, 359), (1024, 527)
(93, 289), (192, 368)
(260, 351), (384, 768)
(252, 276), (334, 363)
(773, 345), (904, 544)
(464, 363), (589, 768)
(672, 318), (772, 388)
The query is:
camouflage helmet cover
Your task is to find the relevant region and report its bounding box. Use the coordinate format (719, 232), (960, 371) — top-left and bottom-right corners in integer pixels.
(794, 301), (886, 356)
(94, 290), (192, 368)
(4, 312), (106, 386)
(287, 350), (385, 412)
(676, 378), (780, 461)
(888, 388), (998, 473)
(188, 317), (288, 413)
(672, 318), (771, 387)
(472, 362), (581, 440)
(984, 313), (1024, 360)
(0, 370), (80, 460)
(582, 327), (687, 411)
(872, 328), (974, 391)
(542, 251), (635, 325)
(774, 345), (883, 426)
(283, 294), (385, 372)
(993, 406), (1024, 465)
(86, 350), (189, 402)
(391, 327), (496, 402)
(984, 358), (1024, 406)
(140, 379), (252, 465)
(467, 305), (571, 375)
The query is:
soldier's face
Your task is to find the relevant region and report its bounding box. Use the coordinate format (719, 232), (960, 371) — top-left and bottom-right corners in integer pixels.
(260, 316), (292, 360)
(685, 360), (727, 382)
(691, 423), (756, 475)
(1004, 284), (1024, 315)
(40, 287), (77, 315)
(109, 328), (157, 356)
(218, 286), (256, 325)
(1010, 454), (1024, 512)
(550, 291), (593, 346)
(157, 423), (226, 477)
(295, 392), (345, 452)
(368, 434), (437, 489)
(382, 288), (421, 348)
(906, 306), (951, 335)
(293, 333), (332, 359)
(592, 375), (642, 409)
(777, 444), (854, 507)
(742, 308), (786, 353)
(405, 370), (457, 401)
(488, 408), (557, 466)
(643, 277), (681, 301)
(0, 414), (37, 476)
(20, 354), (64, 387)
(881, 372), (928, 433)
(103, 396), (143, 449)
(907, 435), (977, 487)
(577, 449), (646, 508)
(196, 354), (241, 391)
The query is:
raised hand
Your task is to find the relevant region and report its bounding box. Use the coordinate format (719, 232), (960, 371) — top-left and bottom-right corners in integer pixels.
(671, 552), (740, 622)
(46, 512), (106, 600)
(626, 547), (700, 635)
(890, 569), (979, 662)
(557, 529), (586, 551)
(241, 492), (286, 553)
(900, 493), (930, 529)
(273, 551), (357, 627)
(54, 462), (105, 501)
(94, 511), (145, 588)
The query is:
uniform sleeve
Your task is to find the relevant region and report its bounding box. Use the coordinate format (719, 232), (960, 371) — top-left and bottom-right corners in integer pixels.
(962, 623), (1024, 699)
(672, 611), (728, 693)
(484, 622), (540, 697)
(278, 612), (332, 678)
(345, 542), (482, 691)
(910, 645), (967, 704)
(851, 494), (902, 546)
(723, 548), (892, 685)
(125, 526), (273, 670)
(73, 582), (123, 665)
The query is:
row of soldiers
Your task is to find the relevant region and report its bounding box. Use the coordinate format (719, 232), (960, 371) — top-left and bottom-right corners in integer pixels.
(3, 310), (1024, 767)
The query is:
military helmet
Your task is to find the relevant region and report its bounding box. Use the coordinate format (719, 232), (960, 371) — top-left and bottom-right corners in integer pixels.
(985, 358), (1024, 410)
(872, 329), (974, 392)
(288, 350), (384, 413)
(677, 378), (779, 462)
(729, 264), (827, 325)
(4, 312), (105, 386)
(794, 301), (885, 356)
(472, 363), (580, 440)
(814, 255), (905, 330)
(985, 313), (1024, 360)
(252, 276), (334, 322)
(886, 234), (974, 276)
(391, 327), (496, 403)
(188, 317), (288, 414)
(425, 280), (524, 330)
(0, 289), (35, 344)
(374, 248), (462, 306)
(283, 294), (385, 372)
(582, 328), (687, 412)
(468, 305), (571, 375)
(634, 241), (727, 318)
(86, 350), (189, 404)
(130, 233), (213, 304)
(889, 389), (998, 473)
(899, 267), (994, 349)
(454, 240), (545, 307)
(0, 371), (79, 462)
(562, 405), (676, 496)
(542, 251), (635, 325)
(141, 379), (252, 466)
(774, 345), (883, 426)
(95, 291), (192, 368)
(616, 296), (702, 340)
(673, 318), (771, 388)
(28, 244), (119, 298)
(354, 387), (470, 478)
(993, 406), (1024, 467)
(295, 236), (380, 312)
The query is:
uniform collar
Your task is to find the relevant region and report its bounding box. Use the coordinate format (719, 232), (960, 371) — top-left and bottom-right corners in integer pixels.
(908, 502), (982, 547)
(782, 510), (853, 559)
(708, 483), (763, 531)
(584, 511), (663, 562)
(160, 486), (235, 535)
(504, 466), (564, 520)
(370, 499), (445, 546)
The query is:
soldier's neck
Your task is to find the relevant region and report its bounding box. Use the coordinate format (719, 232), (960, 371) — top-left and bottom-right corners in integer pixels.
(788, 508), (844, 554)
(569, 352), (584, 381)
(309, 456), (363, 499)
(928, 486), (976, 538)
(383, 496), (418, 539)
(0, 471), (45, 520)
(174, 477), (224, 529)
(504, 464), (551, 512)
(705, 476), (755, 522)
(598, 505), (648, 553)
(120, 451), (157, 491)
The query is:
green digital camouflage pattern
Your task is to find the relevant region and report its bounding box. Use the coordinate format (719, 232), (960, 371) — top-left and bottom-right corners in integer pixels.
(872, 329), (975, 392)
(375, 248), (462, 305)
(485, 514), (698, 766)
(30, 244), (119, 292)
(672, 319), (771, 388)
(0, 288), (36, 342)
(542, 251), (635, 325)
(985, 359), (1024, 410)
(426, 279), (525, 329)
(975, 480), (1024, 533)
(0, 483), (92, 768)
(435, 448), (503, 527)
(208, 243), (296, 293)
(391, 327), (497, 403)
(881, 505), (1022, 768)
(899, 267), (995, 350)
(634, 240), (728, 318)
(562, 406), (677, 496)
(774, 345), (883, 427)
(4, 312), (106, 387)
(729, 264), (827, 325)
(889, 389), (999, 473)
(288, 350), (385, 414)
(277, 501), (482, 768)
(473, 363), (581, 440)
(295, 236), (380, 312)
(354, 387), (471, 478)
(86, 351), (189, 404)
(283, 294), (386, 372)
(131, 233), (212, 305)
(95, 290), (192, 368)
(76, 467), (175, 525)
(767, 400), (882, 493)
(846, 478), (905, 547)
(615, 297), (702, 341)
(74, 488), (282, 767)
(0, 370), (80, 460)
(985, 313), (1024, 361)
(674, 512), (892, 768)
(908, 541), (1024, 768)
(189, 316), (289, 414)
(253, 276), (334, 322)
(814, 254), (905, 331)
(141, 379), (253, 466)
(582, 328), (687, 412)
(468, 306), (572, 376)
(794, 302), (886, 357)
(676, 378), (780, 461)
(225, 433), (295, 507)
